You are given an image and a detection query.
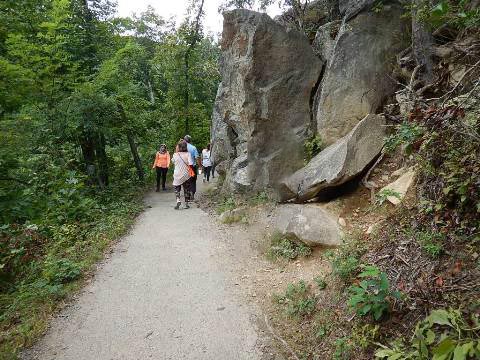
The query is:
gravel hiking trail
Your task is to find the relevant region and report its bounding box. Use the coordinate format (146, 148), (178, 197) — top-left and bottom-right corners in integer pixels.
(22, 181), (263, 360)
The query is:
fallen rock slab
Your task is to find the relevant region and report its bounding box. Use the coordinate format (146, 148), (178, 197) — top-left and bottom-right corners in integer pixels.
(380, 167), (416, 205)
(273, 204), (342, 247)
(279, 114), (386, 202)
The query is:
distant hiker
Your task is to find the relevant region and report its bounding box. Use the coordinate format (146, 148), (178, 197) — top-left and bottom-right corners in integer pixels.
(202, 143), (213, 183)
(184, 135), (201, 199)
(172, 140), (193, 209)
(152, 144), (170, 192)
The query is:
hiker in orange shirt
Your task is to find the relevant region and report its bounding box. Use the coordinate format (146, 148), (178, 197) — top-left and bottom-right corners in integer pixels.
(152, 144), (171, 192)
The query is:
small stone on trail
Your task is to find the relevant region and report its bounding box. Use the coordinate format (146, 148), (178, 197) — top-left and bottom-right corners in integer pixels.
(216, 306), (225, 311)
(338, 217), (346, 227)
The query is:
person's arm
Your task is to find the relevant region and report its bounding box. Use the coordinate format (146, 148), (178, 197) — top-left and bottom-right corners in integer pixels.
(167, 152), (171, 168)
(152, 152), (158, 169)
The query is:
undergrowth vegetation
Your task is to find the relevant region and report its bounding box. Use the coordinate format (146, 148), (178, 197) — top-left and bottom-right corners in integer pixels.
(266, 232), (312, 261)
(304, 134), (324, 163)
(0, 183), (144, 356)
(274, 280), (317, 318)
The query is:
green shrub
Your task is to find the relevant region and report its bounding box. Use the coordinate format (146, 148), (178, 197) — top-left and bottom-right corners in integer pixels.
(267, 233), (312, 261)
(416, 231), (444, 258)
(334, 337), (353, 360)
(42, 258), (81, 285)
(304, 134), (324, 163)
(326, 250), (360, 282)
(384, 122), (424, 154)
(351, 324), (380, 350)
(274, 280), (317, 318)
(216, 197), (237, 214)
(314, 276), (327, 290)
(348, 265), (401, 321)
(376, 308), (480, 359)
(375, 189), (402, 206)
(417, 0), (480, 30)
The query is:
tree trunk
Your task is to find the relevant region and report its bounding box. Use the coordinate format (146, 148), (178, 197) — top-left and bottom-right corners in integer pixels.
(127, 131), (145, 182)
(95, 133), (109, 187)
(412, 0), (435, 84)
(80, 133), (97, 185)
(117, 103), (145, 181)
(147, 77), (155, 105)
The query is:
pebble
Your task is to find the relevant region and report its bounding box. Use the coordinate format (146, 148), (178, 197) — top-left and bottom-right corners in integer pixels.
(338, 217), (346, 227)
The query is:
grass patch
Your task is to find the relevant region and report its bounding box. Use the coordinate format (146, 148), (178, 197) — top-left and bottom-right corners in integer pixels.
(274, 280), (317, 318)
(266, 232), (312, 261)
(314, 276), (327, 290)
(248, 191), (270, 206)
(416, 230), (444, 258)
(215, 196), (237, 215)
(220, 211), (247, 224)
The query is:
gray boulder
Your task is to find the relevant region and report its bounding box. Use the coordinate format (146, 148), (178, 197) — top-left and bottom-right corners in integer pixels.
(313, 20), (342, 62)
(339, 0), (376, 21)
(211, 9), (323, 195)
(314, 4), (408, 145)
(273, 204), (342, 247)
(279, 114), (386, 202)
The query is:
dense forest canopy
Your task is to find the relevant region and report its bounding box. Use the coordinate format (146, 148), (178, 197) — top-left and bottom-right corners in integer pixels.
(0, 0), (220, 223)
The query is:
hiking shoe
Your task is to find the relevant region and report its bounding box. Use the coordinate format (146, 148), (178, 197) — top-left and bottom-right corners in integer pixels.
(174, 202), (181, 210)
(184, 203), (190, 209)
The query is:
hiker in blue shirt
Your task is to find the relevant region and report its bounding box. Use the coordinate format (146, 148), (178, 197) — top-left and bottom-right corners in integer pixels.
(184, 135), (201, 199)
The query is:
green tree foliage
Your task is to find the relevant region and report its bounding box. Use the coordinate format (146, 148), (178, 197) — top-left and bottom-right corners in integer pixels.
(0, 0), (219, 354)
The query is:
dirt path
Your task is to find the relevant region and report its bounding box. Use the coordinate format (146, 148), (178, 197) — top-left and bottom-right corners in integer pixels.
(22, 181), (266, 360)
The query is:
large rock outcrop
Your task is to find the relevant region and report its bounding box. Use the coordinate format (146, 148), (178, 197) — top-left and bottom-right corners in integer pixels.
(211, 9), (323, 194)
(314, 4), (408, 145)
(279, 114), (386, 202)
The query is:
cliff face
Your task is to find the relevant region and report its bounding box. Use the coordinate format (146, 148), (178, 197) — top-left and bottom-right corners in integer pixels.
(212, 2), (408, 200)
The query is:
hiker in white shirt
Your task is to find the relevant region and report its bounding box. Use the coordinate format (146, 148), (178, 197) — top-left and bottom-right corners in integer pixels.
(201, 143), (213, 182)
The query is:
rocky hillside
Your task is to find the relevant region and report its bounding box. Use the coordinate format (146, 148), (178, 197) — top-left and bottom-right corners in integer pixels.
(210, 0), (480, 358)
